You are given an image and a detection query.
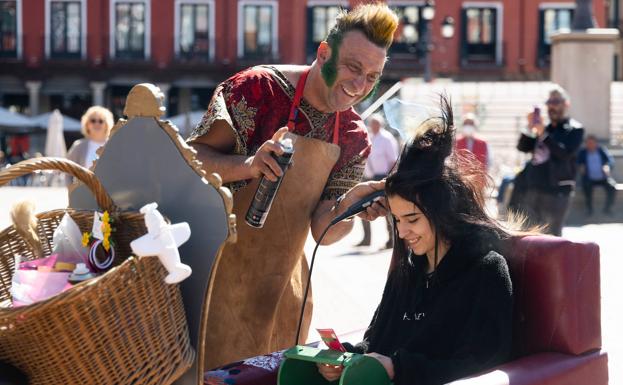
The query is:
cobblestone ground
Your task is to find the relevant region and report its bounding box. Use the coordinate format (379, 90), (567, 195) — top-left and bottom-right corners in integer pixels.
(0, 187), (620, 383)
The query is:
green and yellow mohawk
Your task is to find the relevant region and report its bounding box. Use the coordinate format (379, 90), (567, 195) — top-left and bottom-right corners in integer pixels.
(326, 2), (399, 50)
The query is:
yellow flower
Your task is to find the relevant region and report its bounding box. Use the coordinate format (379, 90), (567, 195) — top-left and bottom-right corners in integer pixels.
(101, 213), (110, 231)
(100, 211), (113, 252)
(82, 232), (90, 247)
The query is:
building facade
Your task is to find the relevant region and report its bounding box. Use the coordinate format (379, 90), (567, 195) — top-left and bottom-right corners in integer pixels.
(0, 0), (616, 120)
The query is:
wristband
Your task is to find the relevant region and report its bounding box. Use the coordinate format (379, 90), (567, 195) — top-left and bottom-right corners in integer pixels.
(332, 194), (354, 222)
(333, 194), (346, 212)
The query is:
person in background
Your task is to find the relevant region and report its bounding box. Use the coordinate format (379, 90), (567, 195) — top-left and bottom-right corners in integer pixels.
(0, 132), (6, 155)
(455, 113), (490, 172)
(0, 151), (6, 169)
(7, 134), (29, 164)
(515, 85), (584, 236)
(577, 135), (616, 216)
(67, 106), (114, 169)
(6, 134), (30, 185)
(358, 113), (399, 248)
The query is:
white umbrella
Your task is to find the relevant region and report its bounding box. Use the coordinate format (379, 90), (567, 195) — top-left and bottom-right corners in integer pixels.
(32, 111), (82, 132)
(166, 111), (205, 138)
(183, 113), (192, 138)
(383, 98), (442, 140)
(0, 107), (36, 133)
(45, 109), (67, 158)
(44, 110), (68, 186)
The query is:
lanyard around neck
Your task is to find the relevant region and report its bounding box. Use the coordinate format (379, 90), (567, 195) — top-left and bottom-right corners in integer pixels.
(287, 67), (340, 145)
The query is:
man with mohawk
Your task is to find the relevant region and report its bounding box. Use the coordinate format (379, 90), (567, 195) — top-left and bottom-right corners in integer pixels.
(189, 3), (398, 369)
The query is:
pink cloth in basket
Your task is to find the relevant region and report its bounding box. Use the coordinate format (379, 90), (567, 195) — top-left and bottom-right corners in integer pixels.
(18, 254), (59, 270)
(11, 265), (73, 307)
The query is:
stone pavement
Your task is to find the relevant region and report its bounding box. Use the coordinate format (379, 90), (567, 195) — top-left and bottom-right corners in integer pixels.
(0, 187), (620, 383)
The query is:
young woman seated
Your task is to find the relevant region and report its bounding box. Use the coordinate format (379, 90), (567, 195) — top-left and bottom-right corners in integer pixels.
(318, 98), (515, 385)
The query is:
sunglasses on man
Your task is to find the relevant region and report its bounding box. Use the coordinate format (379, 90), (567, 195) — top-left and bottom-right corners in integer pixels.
(90, 118), (105, 124)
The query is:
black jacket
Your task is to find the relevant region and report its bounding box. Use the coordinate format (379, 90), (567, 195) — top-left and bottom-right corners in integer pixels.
(517, 118), (584, 194)
(345, 241), (513, 385)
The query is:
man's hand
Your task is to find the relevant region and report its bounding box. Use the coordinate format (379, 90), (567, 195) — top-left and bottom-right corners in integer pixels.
(338, 180), (388, 222)
(527, 111), (545, 137)
(317, 363), (343, 382)
(311, 179), (387, 244)
(366, 352), (395, 379)
(244, 127), (289, 181)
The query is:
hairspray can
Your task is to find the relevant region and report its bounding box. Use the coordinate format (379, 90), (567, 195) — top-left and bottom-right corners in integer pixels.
(245, 137), (295, 228)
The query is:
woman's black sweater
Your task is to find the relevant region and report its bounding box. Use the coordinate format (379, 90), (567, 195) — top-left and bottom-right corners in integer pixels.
(345, 242), (513, 385)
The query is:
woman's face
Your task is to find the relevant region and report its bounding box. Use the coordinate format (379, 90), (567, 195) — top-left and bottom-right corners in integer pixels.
(86, 114), (108, 142)
(389, 194), (437, 258)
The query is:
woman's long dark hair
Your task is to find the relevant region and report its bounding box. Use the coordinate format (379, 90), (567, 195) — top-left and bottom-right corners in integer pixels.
(385, 95), (514, 276)
(363, 98), (533, 352)
(363, 96), (515, 352)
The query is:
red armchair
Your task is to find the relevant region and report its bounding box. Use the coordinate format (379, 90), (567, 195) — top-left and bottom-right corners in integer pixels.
(203, 235), (608, 385)
(449, 235), (608, 384)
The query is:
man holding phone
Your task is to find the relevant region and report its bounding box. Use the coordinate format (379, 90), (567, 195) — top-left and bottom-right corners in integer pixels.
(515, 85), (584, 235)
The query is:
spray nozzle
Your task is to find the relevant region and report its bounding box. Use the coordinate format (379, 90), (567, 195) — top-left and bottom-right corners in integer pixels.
(280, 138), (294, 153)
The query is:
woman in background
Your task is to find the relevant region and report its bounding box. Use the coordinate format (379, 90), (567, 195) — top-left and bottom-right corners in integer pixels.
(319, 97), (517, 385)
(67, 106), (114, 169)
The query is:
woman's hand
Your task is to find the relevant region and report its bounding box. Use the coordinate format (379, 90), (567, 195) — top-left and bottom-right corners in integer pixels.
(366, 352), (395, 380)
(317, 363), (344, 382)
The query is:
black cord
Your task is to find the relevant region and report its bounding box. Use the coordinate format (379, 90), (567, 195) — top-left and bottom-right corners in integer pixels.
(294, 221), (335, 346)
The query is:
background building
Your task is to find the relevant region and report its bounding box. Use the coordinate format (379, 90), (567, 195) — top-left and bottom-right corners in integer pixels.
(0, 0), (618, 124)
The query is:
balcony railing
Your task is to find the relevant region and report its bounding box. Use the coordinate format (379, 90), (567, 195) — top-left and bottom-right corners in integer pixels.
(2, 33), (285, 68)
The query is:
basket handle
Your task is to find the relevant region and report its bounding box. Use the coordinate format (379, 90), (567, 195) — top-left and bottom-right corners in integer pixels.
(0, 157), (116, 212)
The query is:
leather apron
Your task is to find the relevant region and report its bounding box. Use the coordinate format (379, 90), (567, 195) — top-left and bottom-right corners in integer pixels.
(203, 69), (341, 370)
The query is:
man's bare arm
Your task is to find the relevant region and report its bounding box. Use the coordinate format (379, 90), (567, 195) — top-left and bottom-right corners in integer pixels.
(189, 119), (288, 183)
(311, 200), (356, 245)
(311, 180), (387, 245)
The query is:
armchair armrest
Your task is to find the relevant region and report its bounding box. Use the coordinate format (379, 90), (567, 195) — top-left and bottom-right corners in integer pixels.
(448, 350), (608, 385)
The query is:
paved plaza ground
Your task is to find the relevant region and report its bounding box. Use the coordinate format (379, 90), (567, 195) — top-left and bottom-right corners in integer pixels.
(0, 187), (620, 383)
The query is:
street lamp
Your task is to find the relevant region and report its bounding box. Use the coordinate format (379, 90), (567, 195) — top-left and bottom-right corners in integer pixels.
(420, 1), (455, 82)
(441, 16), (455, 39)
(422, 0), (435, 82)
(422, 0), (435, 21)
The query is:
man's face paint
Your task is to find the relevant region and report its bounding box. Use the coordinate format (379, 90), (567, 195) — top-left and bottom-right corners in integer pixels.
(321, 38), (341, 87)
(363, 80), (380, 102)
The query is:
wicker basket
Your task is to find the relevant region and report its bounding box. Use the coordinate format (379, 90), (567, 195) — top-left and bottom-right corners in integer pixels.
(0, 158), (194, 385)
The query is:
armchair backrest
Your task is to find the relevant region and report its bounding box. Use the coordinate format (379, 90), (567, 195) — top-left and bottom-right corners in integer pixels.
(504, 235), (602, 357)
